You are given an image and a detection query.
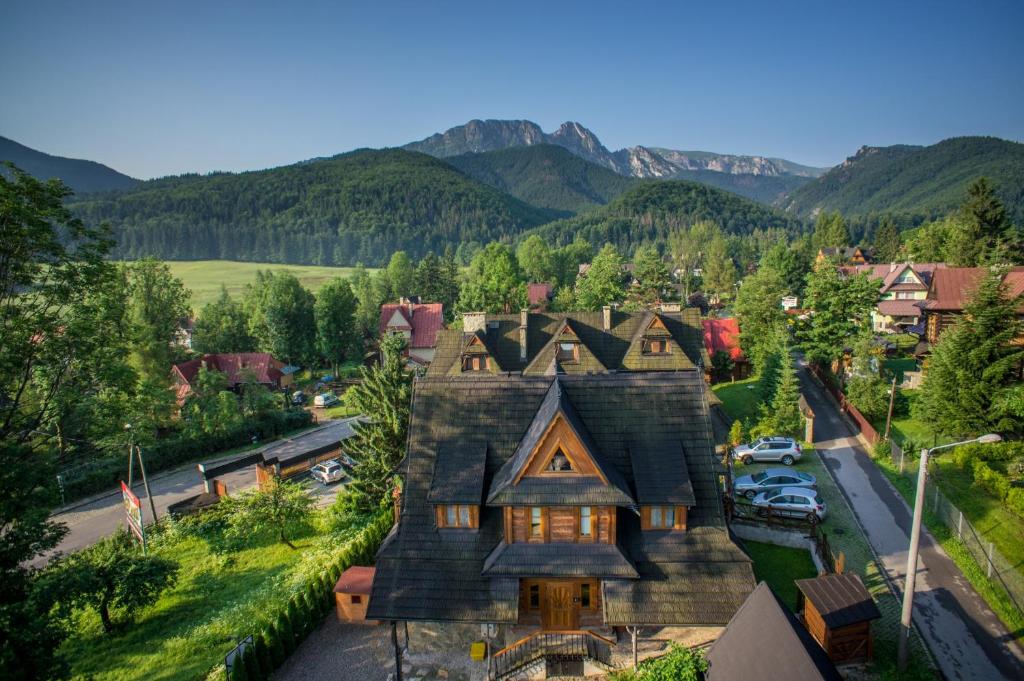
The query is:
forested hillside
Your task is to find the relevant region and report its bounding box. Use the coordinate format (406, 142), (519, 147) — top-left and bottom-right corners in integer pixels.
(779, 137), (1024, 223)
(445, 145), (636, 213)
(670, 168), (811, 204)
(1, 135), (137, 194)
(529, 180), (804, 252)
(68, 149), (558, 265)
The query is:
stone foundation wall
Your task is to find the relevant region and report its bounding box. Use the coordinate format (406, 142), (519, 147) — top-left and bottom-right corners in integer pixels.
(407, 621), (496, 654)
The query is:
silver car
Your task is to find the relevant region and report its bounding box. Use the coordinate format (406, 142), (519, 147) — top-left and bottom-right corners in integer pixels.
(310, 460), (345, 485)
(732, 436), (802, 466)
(752, 487), (827, 522)
(734, 468), (816, 500)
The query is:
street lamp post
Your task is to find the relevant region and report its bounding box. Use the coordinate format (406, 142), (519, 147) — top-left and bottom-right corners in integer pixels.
(897, 433), (1002, 670)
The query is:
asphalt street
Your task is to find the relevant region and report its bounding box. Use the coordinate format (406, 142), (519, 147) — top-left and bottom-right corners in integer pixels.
(797, 359), (1024, 680)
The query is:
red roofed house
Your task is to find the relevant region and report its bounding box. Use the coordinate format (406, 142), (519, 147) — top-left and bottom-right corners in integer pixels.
(528, 282), (554, 311)
(842, 262), (945, 334)
(702, 318), (749, 382)
(379, 299), (444, 367)
(171, 353), (292, 405)
(922, 266), (1024, 345)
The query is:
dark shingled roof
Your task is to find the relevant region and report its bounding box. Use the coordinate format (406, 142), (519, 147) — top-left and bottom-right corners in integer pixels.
(428, 443), (487, 504)
(367, 369), (755, 625)
(487, 378), (633, 506)
(427, 309), (708, 377)
(482, 542), (638, 578)
(796, 573), (881, 629)
(706, 582), (843, 681)
(629, 440), (695, 506)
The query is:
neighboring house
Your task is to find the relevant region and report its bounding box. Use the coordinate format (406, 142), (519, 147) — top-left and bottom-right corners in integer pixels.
(705, 582), (843, 681)
(378, 299), (444, 367)
(174, 317), (196, 349)
(702, 318), (749, 381)
(842, 262), (944, 334)
(367, 307), (754, 672)
(816, 246), (873, 266)
(171, 352), (291, 405)
(920, 266), (1024, 346)
(527, 282), (554, 311)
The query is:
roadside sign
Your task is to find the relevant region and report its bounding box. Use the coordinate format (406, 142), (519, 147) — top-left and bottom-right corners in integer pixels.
(121, 480), (146, 550)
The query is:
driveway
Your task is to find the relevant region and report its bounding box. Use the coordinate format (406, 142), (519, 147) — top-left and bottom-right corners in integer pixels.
(38, 417), (360, 565)
(797, 359), (1024, 680)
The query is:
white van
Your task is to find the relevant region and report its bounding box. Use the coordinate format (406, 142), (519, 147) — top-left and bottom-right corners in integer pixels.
(314, 393), (340, 408)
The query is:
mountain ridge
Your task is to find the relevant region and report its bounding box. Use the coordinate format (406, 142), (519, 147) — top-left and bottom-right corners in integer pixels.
(0, 135), (137, 194)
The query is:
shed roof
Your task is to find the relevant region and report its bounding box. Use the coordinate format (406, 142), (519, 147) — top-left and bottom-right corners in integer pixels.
(706, 582), (843, 681)
(334, 566), (376, 594)
(795, 573), (881, 628)
(481, 542), (638, 578)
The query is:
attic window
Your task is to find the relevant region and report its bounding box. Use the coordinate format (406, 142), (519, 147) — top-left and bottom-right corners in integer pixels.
(556, 342), (579, 362)
(643, 339), (670, 355)
(437, 504), (476, 528)
(547, 449), (573, 472)
(462, 355), (487, 372)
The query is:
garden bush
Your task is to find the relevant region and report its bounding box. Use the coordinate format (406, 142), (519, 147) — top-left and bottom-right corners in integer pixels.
(268, 621), (285, 667)
(1006, 487), (1024, 519)
(243, 644), (261, 681)
(972, 459), (1011, 500)
(254, 634), (273, 679)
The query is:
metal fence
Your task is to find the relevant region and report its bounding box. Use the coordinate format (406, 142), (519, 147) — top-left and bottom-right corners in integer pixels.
(889, 441), (1024, 617)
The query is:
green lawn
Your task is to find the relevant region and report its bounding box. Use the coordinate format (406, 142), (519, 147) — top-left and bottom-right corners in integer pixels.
(885, 333), (919, 353)
(712, 377), (762, 423)
(743, 540), (817, 611)
(159, 260), (378, 310)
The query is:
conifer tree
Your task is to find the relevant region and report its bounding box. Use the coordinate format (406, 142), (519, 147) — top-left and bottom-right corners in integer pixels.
(872, 217), (902, 263)
(768, 348), (803, 438)
(624, 244), (672, 310)
(341, 334), (413, 511)
(918, 268), (1024, 436)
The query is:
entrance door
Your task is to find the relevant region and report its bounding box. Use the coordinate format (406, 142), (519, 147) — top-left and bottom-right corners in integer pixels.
(542, 582), (578, 630)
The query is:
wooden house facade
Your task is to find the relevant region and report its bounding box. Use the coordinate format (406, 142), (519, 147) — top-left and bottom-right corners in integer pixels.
(367, 308), (755, 665)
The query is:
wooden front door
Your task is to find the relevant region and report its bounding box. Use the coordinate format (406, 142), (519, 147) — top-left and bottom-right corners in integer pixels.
(542, 581), (578, 630)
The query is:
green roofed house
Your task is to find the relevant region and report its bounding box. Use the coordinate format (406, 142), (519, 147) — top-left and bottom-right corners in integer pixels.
(367, 306), (755, 677)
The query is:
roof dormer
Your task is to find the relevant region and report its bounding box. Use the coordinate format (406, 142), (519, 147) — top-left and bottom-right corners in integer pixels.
(451, 330), (503, 375)
(621, 312), (695, 371)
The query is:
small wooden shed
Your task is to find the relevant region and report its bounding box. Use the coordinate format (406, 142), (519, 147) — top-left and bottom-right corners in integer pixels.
(796, 573), (881, 664)
(334, 566), (376, 623)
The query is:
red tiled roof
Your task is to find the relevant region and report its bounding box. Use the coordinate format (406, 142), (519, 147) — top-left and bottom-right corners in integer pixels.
(702, 318), (744, 362)
(172, 353), (286, 404)
(841, 263), (944, 293)
(379, 303), (444, 348)
(925, 266), (1024, 312)
(528, 283), (553, 306)
(334, 566), (375, 594)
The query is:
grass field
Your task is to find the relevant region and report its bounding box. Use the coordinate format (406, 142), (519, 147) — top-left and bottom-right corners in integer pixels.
(160, 260), (378, 309)
(712, 377), (762, 423)
(743, 540), (817, 611)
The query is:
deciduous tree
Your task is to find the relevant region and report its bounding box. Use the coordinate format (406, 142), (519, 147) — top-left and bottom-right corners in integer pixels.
(624, 245), (672, 310)
(575, 243), (626, 311)
(798, 265), (879, 367)
(193, 286), (254, 353)
(124, 258), (191, 382)
(225, 478), (316, 550)
(458, 242), (527, 313)
(314, 278), (360, 374)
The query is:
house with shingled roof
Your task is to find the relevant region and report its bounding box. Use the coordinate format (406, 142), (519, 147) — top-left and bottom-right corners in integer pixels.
(367, 306), (754, 674)
(379, 299), (444, 366)
(920, 266), (1024, 346)
(171, 353), (291, 405)
(841, 262), (945, 334)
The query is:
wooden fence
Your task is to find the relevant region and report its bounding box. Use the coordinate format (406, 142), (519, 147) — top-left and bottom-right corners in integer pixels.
(808, 365), (879, 444)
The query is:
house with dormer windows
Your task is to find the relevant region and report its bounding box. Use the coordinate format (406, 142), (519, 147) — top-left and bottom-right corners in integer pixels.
(367, 307), (754, 676)
(841, 262), (945, 334)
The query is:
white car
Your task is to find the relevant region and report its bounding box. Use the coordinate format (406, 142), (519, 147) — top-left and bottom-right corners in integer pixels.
(732, 437), (802, 466)
(313, 393), (340, 408)
(752, 487), (827, 522)
(310, 460), (344, 485)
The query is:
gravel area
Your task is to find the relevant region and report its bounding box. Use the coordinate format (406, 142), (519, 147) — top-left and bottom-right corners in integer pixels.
(273, 616), (393, 681)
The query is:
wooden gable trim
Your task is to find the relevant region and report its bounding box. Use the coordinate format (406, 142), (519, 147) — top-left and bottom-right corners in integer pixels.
(647, 314), (668, 331)
(512, 413), (608, 484)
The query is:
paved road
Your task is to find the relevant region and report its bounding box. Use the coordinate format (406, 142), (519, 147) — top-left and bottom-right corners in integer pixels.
(38, 417), (359, 565)
(797, 360), (1024, 681)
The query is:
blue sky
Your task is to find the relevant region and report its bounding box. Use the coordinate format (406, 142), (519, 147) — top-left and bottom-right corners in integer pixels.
(2, 0), (1021, 179)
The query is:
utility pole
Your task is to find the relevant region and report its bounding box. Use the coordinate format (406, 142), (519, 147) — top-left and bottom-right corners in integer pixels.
(884, 375), (898, 441)
(125, 424), (158, 524)
(136, 442), (158, 524)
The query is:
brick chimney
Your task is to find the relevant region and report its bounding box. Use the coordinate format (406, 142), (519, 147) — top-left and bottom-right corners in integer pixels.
(462, 312), (487, 334)
(519, 309), (529, 363)
(602, 306), (612, 332)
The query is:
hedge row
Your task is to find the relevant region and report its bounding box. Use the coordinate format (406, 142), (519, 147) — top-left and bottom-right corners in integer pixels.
(950, 442), (1024, 519)
(223, 509), (393, 681)
(59, 409), (313, 501)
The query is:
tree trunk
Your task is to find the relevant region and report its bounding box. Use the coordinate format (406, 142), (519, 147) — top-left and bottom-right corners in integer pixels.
(99, 601), (113, 633)
(280, 527), (297, 550)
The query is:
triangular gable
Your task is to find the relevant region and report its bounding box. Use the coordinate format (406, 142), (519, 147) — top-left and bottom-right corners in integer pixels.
(620, 312), (695, 371)
(386, 307), (412, 330)
(447, 331), (504, 375)
(486, 379), (634, 505)
(522, 317), (607, 375)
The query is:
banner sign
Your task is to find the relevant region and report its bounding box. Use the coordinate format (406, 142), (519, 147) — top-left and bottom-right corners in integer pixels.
(121, 480), (146, 546)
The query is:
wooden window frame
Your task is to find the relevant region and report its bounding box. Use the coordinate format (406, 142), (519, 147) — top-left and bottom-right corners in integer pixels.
(642, 338), (670, 355)
(528, 583), (541, 610)
(556, 342), (579, 363)
(435, 504), (479, 529)
(641, 505), (687, 531)
(530, 506), (544, 539)
(351, 594), (362, 604)
(462, 355), (488, 372)
(578, 506), (593, 540)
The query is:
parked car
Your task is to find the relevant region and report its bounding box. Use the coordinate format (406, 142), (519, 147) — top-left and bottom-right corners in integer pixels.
(310, 459), (345, 485)
(291, 390), (307, 405)
(314, 392), (340, 408)
(734, 468), (816, 499)
(752, 487), (826, 522)
(732, 436), (802, 465)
